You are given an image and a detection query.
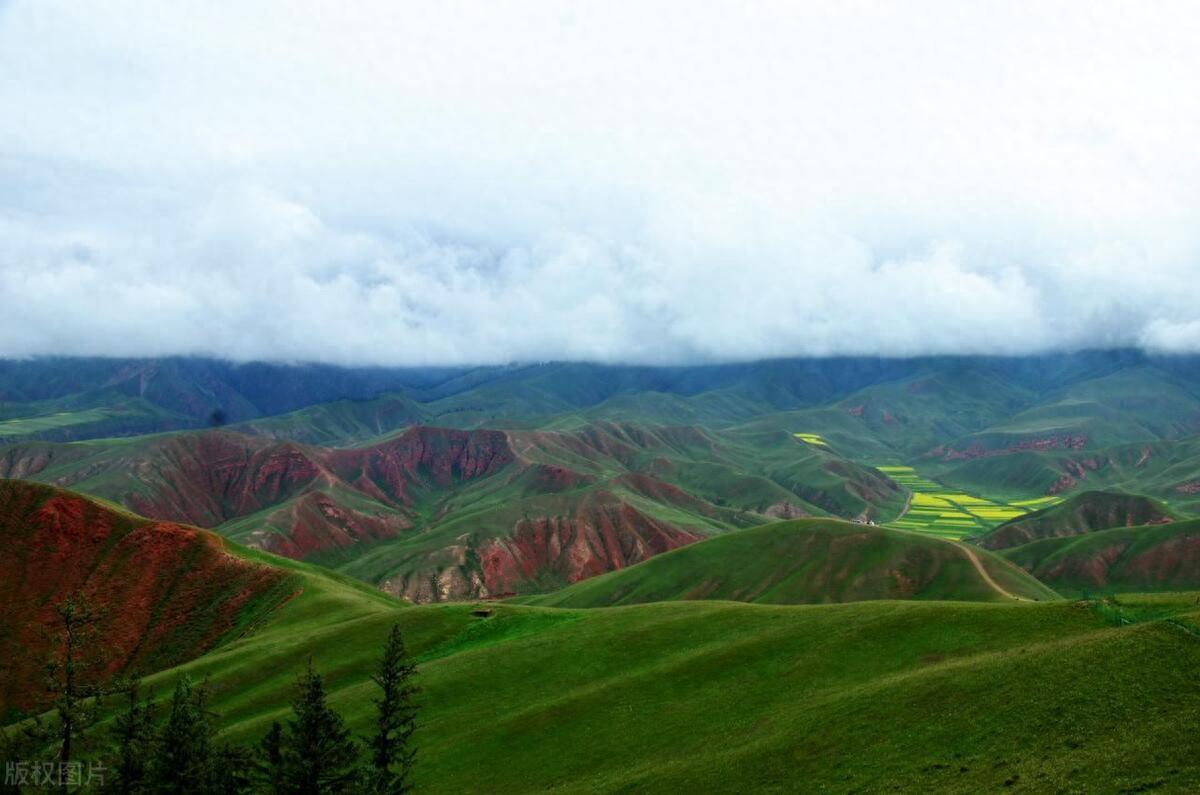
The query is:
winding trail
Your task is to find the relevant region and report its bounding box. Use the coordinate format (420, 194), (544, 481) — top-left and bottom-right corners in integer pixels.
(956, 543), (1027, 601)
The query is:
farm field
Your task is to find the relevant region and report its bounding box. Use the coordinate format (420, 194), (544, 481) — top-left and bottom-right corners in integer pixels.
(878, 465), (1060, 540)
(793, 431), (829, 447)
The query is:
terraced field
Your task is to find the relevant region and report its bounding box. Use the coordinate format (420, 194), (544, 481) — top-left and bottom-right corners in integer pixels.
(879, 466), (1060, 540)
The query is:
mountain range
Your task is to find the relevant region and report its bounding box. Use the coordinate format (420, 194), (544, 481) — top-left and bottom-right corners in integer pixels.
(5, 351), (1200, 790)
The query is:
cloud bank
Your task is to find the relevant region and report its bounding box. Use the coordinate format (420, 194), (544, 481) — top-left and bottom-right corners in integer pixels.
(2, 0), (1200, 365)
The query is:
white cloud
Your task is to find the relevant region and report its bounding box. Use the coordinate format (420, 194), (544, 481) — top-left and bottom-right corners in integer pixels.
(1, 0), (1199, 365)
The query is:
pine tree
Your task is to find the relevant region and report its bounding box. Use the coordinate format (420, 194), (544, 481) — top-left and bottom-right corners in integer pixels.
(147, 676), (212, 794)
(280, 661), (360, 794)
(108, 679), (155, 794)
(256, 721), (285, 793)
(209, 743), (255, 794)
(364, 625), (419, 794)
(44, 596), (106, 767)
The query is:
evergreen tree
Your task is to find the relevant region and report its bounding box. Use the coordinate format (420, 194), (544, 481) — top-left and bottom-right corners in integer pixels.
(147, 676), (212, 794)
(255, 721), (285, 793)
(107, 679), (155, 794)
(364, 625), (419, 794)
(44, 596), (106, 767)
(209, 743), (255, 794)
(280, 661), (360, 794)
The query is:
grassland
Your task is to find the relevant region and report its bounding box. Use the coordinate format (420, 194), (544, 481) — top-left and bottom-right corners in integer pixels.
(1002, 519), (1200, 596)
(978, 490), (1179, 550)
(520, 518), (1057, 607)
(5, 482), (1200, 791)
(878, 465), (1060, 540)
(117, 576), (1200, 793)
(0, 404), (177, 441)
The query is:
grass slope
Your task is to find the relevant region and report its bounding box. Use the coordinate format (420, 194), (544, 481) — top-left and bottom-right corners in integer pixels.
(940, 367), (1200, 454)
(1002, 518), (1200, 596)
(5, 491), (1197, 791)
(521, 519), (1057, 608)
(932, 437), (1200, 515)
(111, 593), (1200, 793)
(977, 489), (1178, 550)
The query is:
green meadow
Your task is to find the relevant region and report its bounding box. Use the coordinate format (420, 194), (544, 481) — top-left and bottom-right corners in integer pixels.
(127, 554), (1200, 793)
(0, 409), (120, 437)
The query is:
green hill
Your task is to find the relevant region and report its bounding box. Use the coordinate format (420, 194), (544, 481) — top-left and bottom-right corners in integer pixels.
(932, 437), (1200, 515)
(5, 487), (1199, 791)
(522, 519), (1057, 608)
(935, 367), (1200, 457)
(88, 591), (1200, 792)
(230, 394), (428, 446)
(1002, 519), (1200, 596)
(977, 490), (1179, 550)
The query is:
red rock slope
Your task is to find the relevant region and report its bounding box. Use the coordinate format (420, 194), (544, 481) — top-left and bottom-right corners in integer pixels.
(0, 480), (294, 716)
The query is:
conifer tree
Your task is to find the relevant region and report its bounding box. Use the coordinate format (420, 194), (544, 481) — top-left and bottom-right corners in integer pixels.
(256, 720), (285, 793)
(364, 625), (419, 794)
(44, 596), (106, 767)
(147, 676), (212, 794)
(108, 679), (155, 794)
(209, 743), (255, 794)
(280, 661), (360, 794)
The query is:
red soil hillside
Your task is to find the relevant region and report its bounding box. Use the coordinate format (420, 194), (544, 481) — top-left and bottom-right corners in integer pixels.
(236, 491), (414, 559)
(123, 433), (328, 526)
(0, 422), (861, 603)
(327, 426), (515, 506)
(0, 480), (294, 717)
(376, 490), (702, 602)
(0, 427), (526, 562)
(612, 472), (728, 519)
(478, 494), (699, 594)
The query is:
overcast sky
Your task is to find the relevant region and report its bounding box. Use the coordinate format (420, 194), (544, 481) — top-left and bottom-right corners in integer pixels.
(2, 1), (1200, 365)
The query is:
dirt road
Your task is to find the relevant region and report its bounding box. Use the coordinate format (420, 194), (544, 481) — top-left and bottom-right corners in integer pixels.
(957, 543), (1027, 601)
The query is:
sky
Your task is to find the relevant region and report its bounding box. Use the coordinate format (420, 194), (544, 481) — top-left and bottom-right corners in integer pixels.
(2, 1), (1200, 366)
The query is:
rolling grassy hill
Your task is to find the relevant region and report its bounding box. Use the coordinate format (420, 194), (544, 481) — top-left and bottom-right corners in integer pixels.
(932, 367), (1200, 458)
(94, 590), (1200, 792)
(521, 518), (1057, 608)
(4, 486), (1199, 791)
(976, 490), (1179, 550)
(1001, 519), (1200, 596)
(931, 437), (1200, 515)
